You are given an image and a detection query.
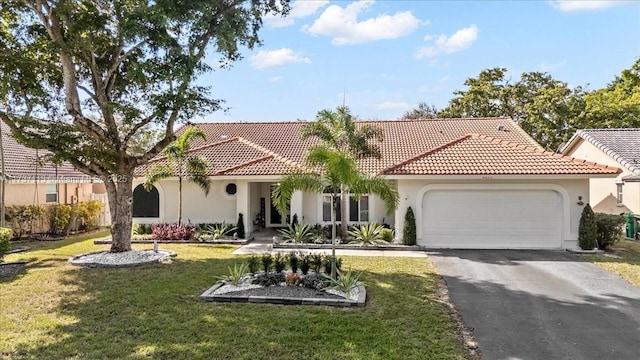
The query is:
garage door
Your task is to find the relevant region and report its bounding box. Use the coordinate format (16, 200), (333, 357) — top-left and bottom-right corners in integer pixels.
(421, 189), (562, 249)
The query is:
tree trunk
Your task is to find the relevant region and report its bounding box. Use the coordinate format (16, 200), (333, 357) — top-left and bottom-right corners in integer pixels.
(331, 191), (338, 279)
(340, 185), (348, 242)
(105, 171), (134, 252)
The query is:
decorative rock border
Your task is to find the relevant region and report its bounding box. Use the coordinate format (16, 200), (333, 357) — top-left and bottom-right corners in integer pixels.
(273, 243), (423, 251)
(200, 283), (366, 307)
(566, 248), (604, 254)
(94, 238), (249, 245)
(68, 250), (177, 268)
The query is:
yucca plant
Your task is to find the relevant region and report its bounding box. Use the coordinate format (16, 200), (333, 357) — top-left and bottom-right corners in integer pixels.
(204, 223), (237, 239)
(348, 223), (387, 246)
(217, 263), (249, 286)
(322, 268), (362, 296)
(278, 223), (314, 243)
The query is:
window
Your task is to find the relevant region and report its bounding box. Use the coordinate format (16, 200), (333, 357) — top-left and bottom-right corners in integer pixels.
(321, 190), (368, 222)
(45, 184), (58, 203)
(132, 184), (159, 218)
(617, 183), (624, 205)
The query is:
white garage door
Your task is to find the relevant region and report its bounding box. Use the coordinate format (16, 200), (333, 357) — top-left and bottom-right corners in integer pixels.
(421, 189), (562, 249)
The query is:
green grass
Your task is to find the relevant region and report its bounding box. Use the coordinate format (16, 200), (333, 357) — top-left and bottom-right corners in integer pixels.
(0, 233), (469, 360)
(581, 239), (640, 286)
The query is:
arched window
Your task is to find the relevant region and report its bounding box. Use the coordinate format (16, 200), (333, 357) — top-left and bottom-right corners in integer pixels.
(132, 184), (159, 218)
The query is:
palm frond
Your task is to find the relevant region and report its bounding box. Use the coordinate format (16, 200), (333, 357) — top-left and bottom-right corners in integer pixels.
(351, 174), (399, 215)
(272, 172), (324, 217)
(143, 164), (173, 191)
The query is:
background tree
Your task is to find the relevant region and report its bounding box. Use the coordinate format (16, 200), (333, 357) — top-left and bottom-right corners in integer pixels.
(301, 106), (384, 239)
(272, 146), (398, 278)
(144, 127), (210, 225)
(0, 0), (289, 252)
(401, 102), (439, 120)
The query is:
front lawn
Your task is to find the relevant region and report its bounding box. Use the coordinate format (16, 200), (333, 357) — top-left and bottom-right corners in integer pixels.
(582, 239), (640, 287)
(0, 233), (469, 359)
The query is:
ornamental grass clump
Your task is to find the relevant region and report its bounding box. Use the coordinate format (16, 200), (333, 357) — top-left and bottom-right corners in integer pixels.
(217, 263), (249, 286)
(323, 268), (362, 295)
(348, 223), (387, 246)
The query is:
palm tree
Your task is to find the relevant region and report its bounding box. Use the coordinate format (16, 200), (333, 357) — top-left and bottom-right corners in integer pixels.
(272, 146), (398, 278)
(144, 127), (210, 224)
(301, 106), (384, 238)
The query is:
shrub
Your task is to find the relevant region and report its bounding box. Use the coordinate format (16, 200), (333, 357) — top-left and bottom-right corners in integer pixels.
(5, 205), (43, 238)
(310, 254), (323, 274)
(381, 228), (395, 243)
(247, 256), (259, 274)
(285, 273), (301, 286)
(279, 223), (314, 243)
(151, 223), (194, 240)
(261, 253), (273, 273)
(323, 256), (342, 275)
(46, 204), (72, 234)
(348, 223), (387, 246)
(300, 254), (311, 275)
(403, 207), (416, 245)
(300, 273), (327, 290)
(236, 213), (245, 239)
(323, 268), (362, 295)
(595, 213), (625, 249)
(273, 253), (286, 272)
(72, 201), (103, 230)
(288, 253), (299, 273)
(578, 204), (597, 250)
(132, 224), (146, 235)
(0, 227), (12, 262)
(203, 223), (237, 239)
(252, 272), (285, 287)
(216, 263), (249, 286)
(291, 213), (299, 226)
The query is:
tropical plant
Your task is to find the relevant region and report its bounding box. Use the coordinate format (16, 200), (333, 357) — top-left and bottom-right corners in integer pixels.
(285, 273), (301, 286)
(216, 263), (249, 286)
(203, 223), (237, 239)
(300, 254), (311, 275)
(310, 254), (323, 274)
(288, 253), (299, 273)
(323, 256), (342, 275)
(261, 253), (273, 273)
(578, 204), (597, 250)
(381, 228), (395, 243)
(273, 253), (286, 273)
(279, 223), (314, 243)
(247, 256), (260, 274)
(0, 227), (12, 262)
(323, 268), (362, 296)
(0, 1), (289, 253)
(251, 272), (285, 287)
(236, 213), (245, 239)
(144, 127), (211, 224)
(151, 223), (194, 241)
(348, 223), (388, 246)
(272, 146), (398, 279)
(300, 106), (385, 240)
(403, 207), (417, 245)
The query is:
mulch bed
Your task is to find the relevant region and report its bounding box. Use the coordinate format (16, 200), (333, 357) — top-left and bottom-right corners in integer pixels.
(0, 261), (28, 278)
(227, 286), (344, 299)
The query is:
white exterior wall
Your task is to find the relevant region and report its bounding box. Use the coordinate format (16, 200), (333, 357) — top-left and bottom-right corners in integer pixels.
(393, 178), (591, 250)
(564, 139), (639, 214)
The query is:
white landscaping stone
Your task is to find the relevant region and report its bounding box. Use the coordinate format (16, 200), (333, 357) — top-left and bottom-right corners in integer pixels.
(68, 250), (176, 267)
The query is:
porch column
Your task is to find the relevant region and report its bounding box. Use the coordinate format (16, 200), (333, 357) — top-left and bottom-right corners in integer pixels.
(236, 180), (251, 236)
(394, 187), (410, 244)
(290, 190), (303, 224)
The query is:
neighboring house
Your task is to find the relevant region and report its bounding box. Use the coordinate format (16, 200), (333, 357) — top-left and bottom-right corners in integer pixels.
(561, 129), (640, 215)
(133, 118), (620, 250)
(0, 120), (108, 219)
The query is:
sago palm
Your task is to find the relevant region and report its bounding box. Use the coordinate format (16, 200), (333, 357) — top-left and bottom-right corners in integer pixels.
(272, 146), (398, 278)
(144, 127), (210, 224)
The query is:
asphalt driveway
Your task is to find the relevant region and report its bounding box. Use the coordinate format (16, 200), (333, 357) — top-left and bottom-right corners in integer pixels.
(430, 250), (640, 360)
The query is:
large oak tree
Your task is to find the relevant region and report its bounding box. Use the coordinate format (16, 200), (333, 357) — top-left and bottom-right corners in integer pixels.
(0, 0), (289, 252)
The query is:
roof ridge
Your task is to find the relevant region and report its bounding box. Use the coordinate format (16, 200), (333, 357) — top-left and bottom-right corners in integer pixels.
(570, 130), (638, 174)
(381, 134), (474, 174)
(145, 136), (243, 164)
(473, 134), (622, 174)
(235, 137), (302, 168)
(190, 117), (515, 125)
(215, 155), (274, 175)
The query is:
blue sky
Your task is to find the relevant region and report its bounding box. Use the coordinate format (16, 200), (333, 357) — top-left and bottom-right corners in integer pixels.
(200, 0), (640, 122)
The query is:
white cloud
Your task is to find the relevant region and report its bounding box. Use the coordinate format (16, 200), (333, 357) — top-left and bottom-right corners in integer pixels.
(265, 0), (330, 28)
(371, 101), (412, 110)
(541, 60), (567, 72)
(438, 76), (450, 83)
(269, 76), (283, 83)
(415, 24), (479, 59)
(250, 48), (311, 70)
(550, 1), (625, 12)
(305, 1), (421, 45)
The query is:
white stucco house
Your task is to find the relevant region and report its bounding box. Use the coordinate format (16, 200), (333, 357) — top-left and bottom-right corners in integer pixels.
(132, 118), (620, 250)
(561, 129), (640, 216)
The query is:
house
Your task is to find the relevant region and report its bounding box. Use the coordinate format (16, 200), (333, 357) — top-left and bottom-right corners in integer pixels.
(132, 118), (621, 249)
(0, 120), (108, 221)
(561, 129), (640, 215)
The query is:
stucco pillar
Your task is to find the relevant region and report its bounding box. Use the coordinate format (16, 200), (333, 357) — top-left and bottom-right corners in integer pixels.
(290, 190), (303, 224)
(236, 180), (251, 236)
(394, 186), (411, 244)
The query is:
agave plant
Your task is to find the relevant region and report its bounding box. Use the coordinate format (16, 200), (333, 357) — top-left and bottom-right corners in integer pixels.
(348, 223), (388, 246)
(216, 263), (249, 286)
(278, 223), (314, 243)
(204, 223), (237, 239)
(322, 268), (362, 296)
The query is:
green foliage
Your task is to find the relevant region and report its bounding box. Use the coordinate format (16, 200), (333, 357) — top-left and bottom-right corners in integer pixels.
(273, 253), (286, 273)
(261, 253), (273, 273)
(288, 253), (299, 273)
(300, 254), (311, 275)
(4, 205), (43, 238)
(71, 201), (103, 230)
(595, 213), (625, 249)
(401, 102), (439, 120)
(0, 227), (12, 261)
(578, 204), (598, 250)
(278, 223), (314, 243)
(216, 263), (249, 286)
(46, 204), (72, 234)
(132, 224), (153, 236)
(310, 254), (323, 274)
(236, 213), (245, 239)
(203, 223), (237, 239)
(403, 207), (417, 246)
(247, 256), (259, 274)
(322, 268), (362, 296)
(323, 256), (343, 275)
(348, 223), (388, 246)
(381, 228), (395, 243)
(251, 272), (285, 287)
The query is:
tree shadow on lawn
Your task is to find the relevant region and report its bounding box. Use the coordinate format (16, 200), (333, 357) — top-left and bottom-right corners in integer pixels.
(441, 274), (640, 360)
(8, 257), (470, 360)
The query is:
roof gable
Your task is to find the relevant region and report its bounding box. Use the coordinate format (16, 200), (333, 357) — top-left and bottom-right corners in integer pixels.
(561, 129), (640, 174)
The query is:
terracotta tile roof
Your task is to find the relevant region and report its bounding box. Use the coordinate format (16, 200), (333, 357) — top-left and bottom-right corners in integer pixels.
(561, 128), (640, 175)
(382, 134), (621, 175)
(1, 120), (91, 182)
